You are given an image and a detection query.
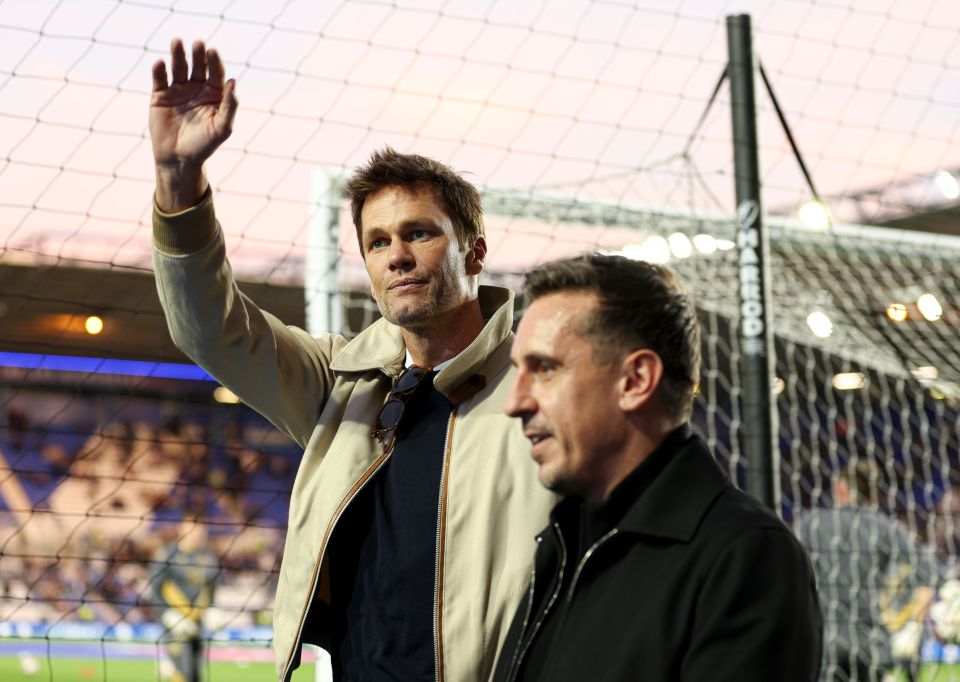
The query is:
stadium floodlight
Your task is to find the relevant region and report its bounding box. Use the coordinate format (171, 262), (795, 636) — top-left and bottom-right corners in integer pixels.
(213, 386), (241, 404)
(832, 372), (866, 390)
(911, 365), (938, 382)
(84, 315), (103, 335)
(918, 293), (943, 321)
(935, 170), (960, 200)
(668, 232), (693, 258)
(886, 303), (908, 322)
(693, 234), (718, 254)
(622, 235), (671, 263)
(806, 311), (833, 338)
(715, 238), (736, 251)
(799, 201), (831, 231)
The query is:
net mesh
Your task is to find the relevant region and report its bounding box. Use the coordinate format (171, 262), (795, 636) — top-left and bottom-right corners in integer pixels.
(2, 0), (960, 679)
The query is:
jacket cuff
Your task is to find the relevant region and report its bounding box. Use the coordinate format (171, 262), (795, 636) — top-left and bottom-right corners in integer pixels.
(152, 187), (218, 255)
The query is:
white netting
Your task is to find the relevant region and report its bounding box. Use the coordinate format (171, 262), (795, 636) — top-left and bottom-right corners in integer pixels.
(2, 0), (960, 679)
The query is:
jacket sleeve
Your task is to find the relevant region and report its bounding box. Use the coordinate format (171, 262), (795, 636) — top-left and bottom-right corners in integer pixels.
(152, 192), (343, 448)
(682, 526), (823, 682)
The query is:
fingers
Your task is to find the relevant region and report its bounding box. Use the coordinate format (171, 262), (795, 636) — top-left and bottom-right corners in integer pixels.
(170, 38), (188, 84)
(189, 40), (207, 83)
(214, 79), (239, 140)
(207, 49), (225, 88)
(151, 59), (168, 92)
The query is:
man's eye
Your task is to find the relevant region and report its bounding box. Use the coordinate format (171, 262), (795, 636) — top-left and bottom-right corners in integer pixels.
(535, 362), (555, 375)
(411, 229), (429, 240)
(369, 238), (386, 250)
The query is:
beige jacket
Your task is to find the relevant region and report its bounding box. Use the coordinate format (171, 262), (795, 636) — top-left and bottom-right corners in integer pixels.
(152, 193), (557, 681)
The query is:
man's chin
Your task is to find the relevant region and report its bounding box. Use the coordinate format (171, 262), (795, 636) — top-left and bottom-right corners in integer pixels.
(381, 304), (435, 328)
(538, 465), (587, 499)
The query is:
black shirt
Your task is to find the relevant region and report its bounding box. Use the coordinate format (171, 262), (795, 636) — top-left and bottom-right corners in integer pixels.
(327, 372), (452, 681)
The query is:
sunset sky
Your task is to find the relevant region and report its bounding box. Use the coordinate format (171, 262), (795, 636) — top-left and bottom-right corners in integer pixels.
(2, 0), (959, 282)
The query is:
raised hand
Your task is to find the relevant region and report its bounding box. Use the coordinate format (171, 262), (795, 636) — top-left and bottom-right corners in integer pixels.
(150, 39), (238, 212)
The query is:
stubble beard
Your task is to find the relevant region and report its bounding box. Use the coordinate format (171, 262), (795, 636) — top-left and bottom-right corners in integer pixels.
(377, 263), (469, 329)
(378, 280), (458, 329)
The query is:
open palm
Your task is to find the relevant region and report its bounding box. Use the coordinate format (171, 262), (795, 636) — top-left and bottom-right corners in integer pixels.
(149, 39), (237, 168)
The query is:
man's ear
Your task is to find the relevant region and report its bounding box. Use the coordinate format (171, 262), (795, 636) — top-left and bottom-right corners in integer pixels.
(619, 349), (663, 413)
(465, 236), (487, 276)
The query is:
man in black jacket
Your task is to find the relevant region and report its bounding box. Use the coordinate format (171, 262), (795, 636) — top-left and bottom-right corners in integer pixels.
(494, 254), (822, 682)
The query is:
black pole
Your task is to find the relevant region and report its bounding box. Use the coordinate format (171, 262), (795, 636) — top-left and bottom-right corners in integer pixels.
(726, 14), (777, 510)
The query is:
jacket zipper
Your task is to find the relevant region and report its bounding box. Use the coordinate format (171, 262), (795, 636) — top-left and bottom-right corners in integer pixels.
(566, 528), (619, 603)
(433, 407), (458, 682)
(504, 537), (541, 680)
(505, 522), (567, 682)
(281, 440), (396, 682)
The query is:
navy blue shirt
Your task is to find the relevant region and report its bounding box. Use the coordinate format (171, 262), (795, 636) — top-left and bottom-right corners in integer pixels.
(327, 372), (451, 681)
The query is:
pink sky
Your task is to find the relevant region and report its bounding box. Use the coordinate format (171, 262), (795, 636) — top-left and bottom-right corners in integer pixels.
(2, 0), (959, 282)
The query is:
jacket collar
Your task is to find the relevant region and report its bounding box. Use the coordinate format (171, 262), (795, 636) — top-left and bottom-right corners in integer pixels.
(616, 428), (730, 541)
(329, 285), (516, 391)
(547, 425), (730, 544)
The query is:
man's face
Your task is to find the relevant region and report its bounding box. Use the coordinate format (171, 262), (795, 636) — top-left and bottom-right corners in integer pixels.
(506, 291), (626, 501)
(361, 183), (480, 329)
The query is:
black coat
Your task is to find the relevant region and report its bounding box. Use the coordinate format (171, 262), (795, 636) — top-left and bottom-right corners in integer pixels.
(493, 429), (822, 682)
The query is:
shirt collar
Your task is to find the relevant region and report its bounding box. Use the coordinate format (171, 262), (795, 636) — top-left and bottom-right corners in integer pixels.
(405, 349), (455, 373)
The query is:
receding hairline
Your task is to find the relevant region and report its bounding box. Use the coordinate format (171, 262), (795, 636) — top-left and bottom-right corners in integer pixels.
(528, 288), (631, 362)
(356, 181), (462, 243)
(346, 147), (485, 250)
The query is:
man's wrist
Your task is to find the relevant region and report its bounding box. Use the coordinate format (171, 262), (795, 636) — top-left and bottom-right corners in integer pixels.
(155, 162), (208, 214)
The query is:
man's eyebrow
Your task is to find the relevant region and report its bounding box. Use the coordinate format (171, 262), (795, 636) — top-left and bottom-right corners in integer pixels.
(364, 218), (439, 233)
(399, 218), (440, 229)
(519, 350), (559, 366)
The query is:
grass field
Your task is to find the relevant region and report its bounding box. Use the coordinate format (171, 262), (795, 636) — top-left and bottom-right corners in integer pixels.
(896, 668), (960, 682)
(0, 657), (317, 681)
(0, 639), (320, 682)
(3, 646), (960, 681)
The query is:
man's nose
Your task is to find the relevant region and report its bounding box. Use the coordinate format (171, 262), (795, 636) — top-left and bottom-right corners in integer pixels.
(505, 372), (535, 419)
(388, 239), (414, 270)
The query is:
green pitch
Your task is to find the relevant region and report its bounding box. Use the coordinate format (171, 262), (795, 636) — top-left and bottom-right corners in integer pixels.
(0, 653), (317, 682)
(896, 667), (960, 682)
(2, 653), (956, 681)
(0, 656), (960, 682)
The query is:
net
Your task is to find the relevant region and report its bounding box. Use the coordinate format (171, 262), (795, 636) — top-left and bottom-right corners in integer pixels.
(2, 0), (960, 680)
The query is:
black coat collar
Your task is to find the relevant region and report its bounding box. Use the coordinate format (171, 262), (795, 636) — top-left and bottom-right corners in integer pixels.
(547, 425), (731, 544)
(618, 431), (730, 541)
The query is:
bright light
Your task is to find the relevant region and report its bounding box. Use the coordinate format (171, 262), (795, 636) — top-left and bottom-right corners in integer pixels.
(213, 387), (241, 404)
(622, 235), (671, 264)
(833, 372), (866, 391)
(918, 293), (943, 321)
(935, 171), (960, 200)
(912, 366), (938, 382)
(772, 377), (786, 395)
(84, 315), (103, 335)
(806, 311), (833, 338)
(715, 239), (736, 251)
(886, 303), (908, 322)
(667, 233), (693, 258)
(693, 234), (718, 254)
(799, 201), (831, 231)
